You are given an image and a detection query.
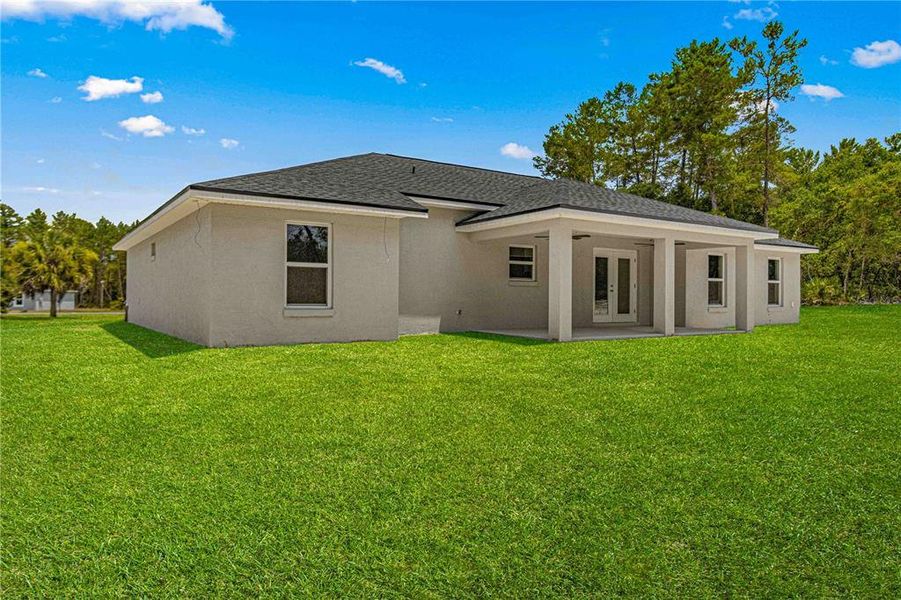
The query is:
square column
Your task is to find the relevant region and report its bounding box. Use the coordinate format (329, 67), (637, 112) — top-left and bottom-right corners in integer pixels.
(735, 243), (756, 332)
(653, 237), (675, 335)
(548, 223), (573, 341)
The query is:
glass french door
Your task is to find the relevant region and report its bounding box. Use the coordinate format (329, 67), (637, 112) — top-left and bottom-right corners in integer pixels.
(593, 249), (638, 323)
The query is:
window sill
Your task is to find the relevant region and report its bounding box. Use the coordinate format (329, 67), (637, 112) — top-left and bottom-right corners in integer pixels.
(283, 307), (335, 318)
(707, 306), (728, 313)
(508, 280), (539, 287)
(767, 305), (785, 312)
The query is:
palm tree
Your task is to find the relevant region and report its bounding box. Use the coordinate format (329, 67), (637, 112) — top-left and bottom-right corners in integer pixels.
(11, 229), (97, 317)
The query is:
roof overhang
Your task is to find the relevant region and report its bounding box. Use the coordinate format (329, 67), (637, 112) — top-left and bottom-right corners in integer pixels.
(113, 188), (428, 252)
(406, 195), (502, 212)
(456, 206), (778, 241)
(754, 243), (819, 254)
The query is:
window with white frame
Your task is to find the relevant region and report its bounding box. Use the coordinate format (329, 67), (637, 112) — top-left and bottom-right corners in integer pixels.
(767, 258), (782, 306)
(508, 245), (536, 281)
(707, 254), (725, 307)
(286, 223), (331, 307)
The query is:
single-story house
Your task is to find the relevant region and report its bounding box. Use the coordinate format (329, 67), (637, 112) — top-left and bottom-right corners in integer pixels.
(113, 153), (818, 347)
(10, 290), (78, 311)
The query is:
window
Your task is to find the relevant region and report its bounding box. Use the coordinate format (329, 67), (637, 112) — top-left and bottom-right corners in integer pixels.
(707, 254), (725, 306)
(767, 258), (782, 306)
(508, 245), (536, 281)
(150, 242), (156, 261)
(286, 223), (331, 307)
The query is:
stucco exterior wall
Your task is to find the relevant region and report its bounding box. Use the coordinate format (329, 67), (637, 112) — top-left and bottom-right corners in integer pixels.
(126, 200), (808, 346)
(755, 250), (801, 325)
(206, 204), (400, 347)
(126, 208), (212, 345)
(684, 246), (737, 329)
(571, 236), (653, 327)
(400, 210), (656, 333)
(399, 207), (549, 333)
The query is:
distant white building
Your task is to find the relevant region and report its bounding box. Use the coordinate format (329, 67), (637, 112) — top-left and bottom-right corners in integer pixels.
(10, 290), (78, 311)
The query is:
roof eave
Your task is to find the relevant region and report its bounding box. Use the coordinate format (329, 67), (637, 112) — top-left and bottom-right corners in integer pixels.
(113, 187), (427, 252)
(456, 204), (778, 239)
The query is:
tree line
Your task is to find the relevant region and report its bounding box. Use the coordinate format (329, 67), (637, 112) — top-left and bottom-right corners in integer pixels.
(534, 21), (899, 303)
(1, 204), (135, 315)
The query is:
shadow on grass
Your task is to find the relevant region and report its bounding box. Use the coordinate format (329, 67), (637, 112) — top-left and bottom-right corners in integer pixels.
(446, 331), (551, 346)
(101, 321), (202, 358)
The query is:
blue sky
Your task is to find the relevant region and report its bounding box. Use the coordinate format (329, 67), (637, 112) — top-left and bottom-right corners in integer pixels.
(2, 1), (900, 222)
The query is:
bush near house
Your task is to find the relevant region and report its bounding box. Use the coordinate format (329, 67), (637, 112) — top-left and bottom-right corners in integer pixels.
(2, 307), (898, 596)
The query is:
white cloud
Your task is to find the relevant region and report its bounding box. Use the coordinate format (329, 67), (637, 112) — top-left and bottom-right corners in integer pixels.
(36, 158), (45, 164)
(734, 7), (777, 22)
(0, 0), (233, 39)
(27, 67), (47, 78)
(219, 137), (239, 149)
(79, 75), (143, 101)
(50, 96), (62, 103)
(181, 125), (206, 136)
(101, 129), (124, 141)
(20, 186), (60, 194)
(118, 115), (174, 137)
(140, 91), (163, 104)
(47, 33), (66, 42)
(353, 57), (406, 84)
(721, 16), (733, 30)
(500, 142), (536, 160)
(800, 83), (845, 101)
(819, 55), (838, 66)
(431, 117), (454, 123)
(850, 40), (901, 69)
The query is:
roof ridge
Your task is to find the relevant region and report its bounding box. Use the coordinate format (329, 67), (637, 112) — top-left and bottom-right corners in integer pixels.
(383, 153), (544, 180)
(193, 152), (381, 185)
(552, 177), (777, 232)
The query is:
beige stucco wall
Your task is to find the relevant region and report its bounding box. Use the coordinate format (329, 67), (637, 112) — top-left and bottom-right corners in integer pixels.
(755, 250), (801, 325)
(674, 247), (687, 328)
(571, 236), (654, 327)
(126, 207), (213, 345)
(684, 246), (737, 329)
(399, 209), (656, 333)
(399, 207), (549, 332)
(126, 200), (807, 346)
(205, 204), (400, 347)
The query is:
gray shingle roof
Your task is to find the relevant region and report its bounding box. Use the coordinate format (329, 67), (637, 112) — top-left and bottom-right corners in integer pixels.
(455, 177), (775, 233)
(190, 153), (776, 234)
(756, 237), (818, 250)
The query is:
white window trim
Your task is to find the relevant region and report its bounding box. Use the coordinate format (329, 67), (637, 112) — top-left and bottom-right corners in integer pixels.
(508, 244), (537, 283)
(767, 256), (783, 308)
(707, 253), (726, 308)
(285, 221), (333, 309)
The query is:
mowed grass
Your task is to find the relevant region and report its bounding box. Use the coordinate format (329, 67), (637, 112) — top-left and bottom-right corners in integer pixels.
(1, 307), (899, 597)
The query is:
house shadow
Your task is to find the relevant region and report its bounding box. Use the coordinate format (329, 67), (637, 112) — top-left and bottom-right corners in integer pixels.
(446, 331), (551, 346)
(101, 321), (202, 358)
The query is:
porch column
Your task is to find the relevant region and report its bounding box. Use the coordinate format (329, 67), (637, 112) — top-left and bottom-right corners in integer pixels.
(653, 237), (675, 335)
(735, 242), (756, 332)
(548, 223), (573, 341)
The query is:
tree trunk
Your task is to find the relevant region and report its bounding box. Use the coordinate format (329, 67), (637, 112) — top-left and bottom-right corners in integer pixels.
(50, 288), (58, 318)
(842, 252), (852, 299)
(117, 261), (124, 302)
(859, 255), (867, 300)
(762, 89), (772, 227)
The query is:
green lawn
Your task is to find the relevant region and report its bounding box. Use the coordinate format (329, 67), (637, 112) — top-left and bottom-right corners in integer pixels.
(2, 307), (899, 597)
